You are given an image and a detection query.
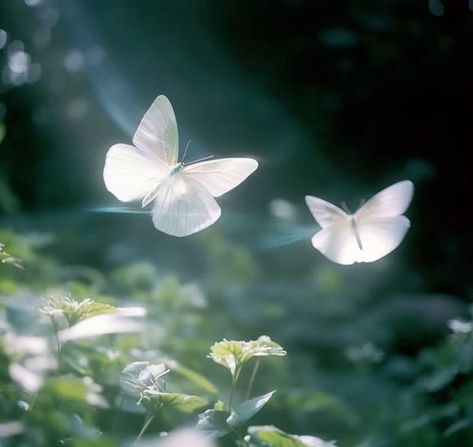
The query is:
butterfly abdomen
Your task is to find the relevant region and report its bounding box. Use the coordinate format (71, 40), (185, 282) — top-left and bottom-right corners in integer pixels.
(350, 217), (363, 250)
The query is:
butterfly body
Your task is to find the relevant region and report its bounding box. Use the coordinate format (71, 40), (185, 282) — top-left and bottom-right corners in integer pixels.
(305, 180), (414, 265)
(103, 95), (258, 236)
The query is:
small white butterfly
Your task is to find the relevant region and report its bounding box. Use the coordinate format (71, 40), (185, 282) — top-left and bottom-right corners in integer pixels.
(103, 95), (258, 237)
(305, 180), (414, 265)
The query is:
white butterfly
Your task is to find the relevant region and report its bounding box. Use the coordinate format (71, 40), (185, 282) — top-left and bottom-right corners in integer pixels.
(103, 95), (258, 236)
(305, 180), (414, 265)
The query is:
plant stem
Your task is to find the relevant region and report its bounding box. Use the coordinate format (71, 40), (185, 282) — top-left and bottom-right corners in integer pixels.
(133, 413), (155, 445)
(228, 365), (242, 411)
(246, 359), (260, 399)
(49, 315), (63, 372)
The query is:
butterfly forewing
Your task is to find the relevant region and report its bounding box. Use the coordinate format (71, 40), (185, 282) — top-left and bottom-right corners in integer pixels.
(151, 176), (221, 237)
(133, 95), (179, 167)
(183, 158), (258, 197)
(103, 143), (168, 202)
(355, 180), (414, 220)
(305, 196), (349, 228)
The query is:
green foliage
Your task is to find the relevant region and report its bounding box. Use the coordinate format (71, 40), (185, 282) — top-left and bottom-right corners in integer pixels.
(209, 337), (286, 376)
(1, 231), (472, 446)
(248, 425), (336, 446)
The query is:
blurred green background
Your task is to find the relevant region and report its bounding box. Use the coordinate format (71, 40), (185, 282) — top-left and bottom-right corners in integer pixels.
(0, 1), (472, 446)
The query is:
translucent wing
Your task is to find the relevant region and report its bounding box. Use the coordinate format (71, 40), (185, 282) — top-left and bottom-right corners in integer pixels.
(183, 158), (258, 197)
(355, 180), (414, 220)
(133, 95), (179, 167)
(305, 195), (349, 228)
(356, 216), (411, 262)
(305, 195), (362, 264)
(352, 180), (414, 262)
(311, 224), (363, 265)
(151, 177), (221, 237)
(103, 144), (167, 202)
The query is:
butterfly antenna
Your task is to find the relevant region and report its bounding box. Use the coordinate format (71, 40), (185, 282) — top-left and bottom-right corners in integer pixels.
(181, 140), (191, 163)
(341, 201), (352, 214)
(186, 154), (214, 166)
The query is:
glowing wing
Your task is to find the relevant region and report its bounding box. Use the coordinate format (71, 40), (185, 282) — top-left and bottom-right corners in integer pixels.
(355, 180), (414, 220)
(305, 195), (348, 228)
(356, 216), (411, 262)
(305, 195), (363, 264)
(310, 224), (363, 265)
(133, 95), (179, 166)
(183, 158), (258, 197)
(352, 180), (414, 262)
(103, 143), (167, 202)
(151, 177), (221, 237)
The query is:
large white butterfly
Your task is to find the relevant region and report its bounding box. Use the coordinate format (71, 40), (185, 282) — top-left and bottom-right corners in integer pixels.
(305, 180), (414, 265)
(103, 95), (258, 236)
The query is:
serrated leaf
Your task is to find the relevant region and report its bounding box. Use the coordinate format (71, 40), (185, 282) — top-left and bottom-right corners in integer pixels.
(197, 409), (232, 438)
(248, 425), (337, 447)
(227, 391), (276, 427)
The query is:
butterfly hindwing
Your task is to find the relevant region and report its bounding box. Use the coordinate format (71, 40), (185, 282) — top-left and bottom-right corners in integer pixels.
(356, 216), (411, 263)
(151, 176), (221, 237)
(311, 222), (363, 265)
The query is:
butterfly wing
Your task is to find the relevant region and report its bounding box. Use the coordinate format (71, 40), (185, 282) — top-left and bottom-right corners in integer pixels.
(182, 158), (258, 197)
(355, 216), (411, 262)
(352, 180), (414, 262)
(151, 176), (221, 237)
(133, 95), (179, 166)
(355, 180), (414, 219)
(305, 195), (362, 265)
(103, 143), (168, 202)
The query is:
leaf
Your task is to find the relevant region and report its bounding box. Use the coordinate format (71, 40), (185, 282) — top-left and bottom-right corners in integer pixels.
(142, 391), (207, 413)
(240, 336), (287, 363)
(173, 365), (218, 394)
(0, 123), (5, 145)
(208, 336), (286, 376)
(208, 340), (242, 375)
(58, 310), (146, 342)
(227, 391), (276, 427)
(248, 426), (337, 447)
(443, 418), (472, 437)
(196, 409), (232, 438)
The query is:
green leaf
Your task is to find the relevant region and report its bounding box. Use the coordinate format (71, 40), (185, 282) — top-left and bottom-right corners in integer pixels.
(0, 123), (5, 144)
(142, 390), (207, 413)
(227, 391), (276, 427)
(240, 336), (287, 363)
(208, 336), (286, 376)
(248, 426), (337, 447)
(208, 340), (242, 375)
(197, 409), (232, 438)
(173, 365), (218, 394)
